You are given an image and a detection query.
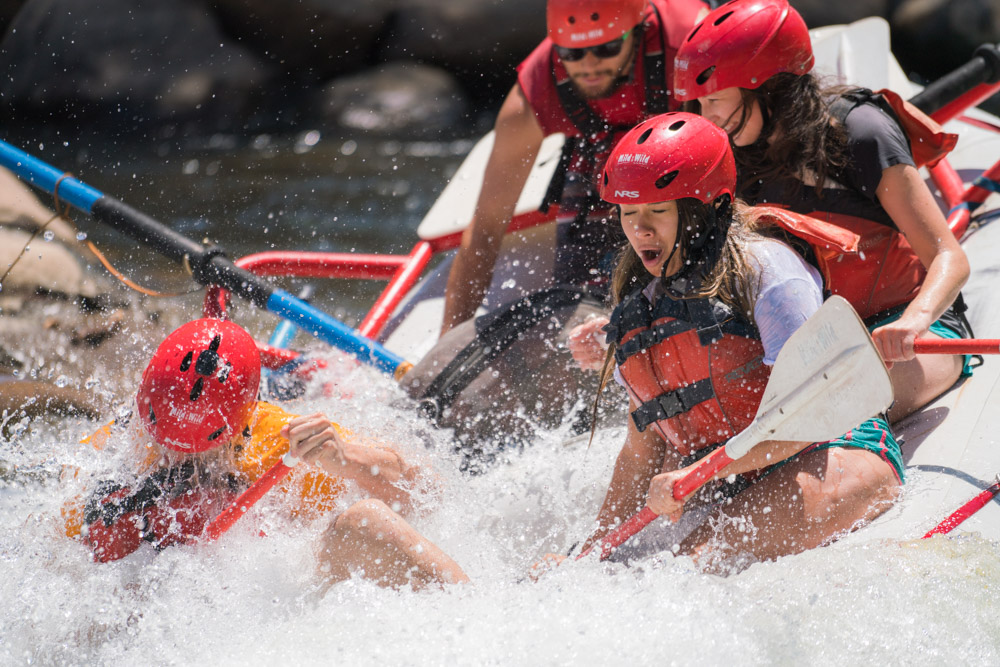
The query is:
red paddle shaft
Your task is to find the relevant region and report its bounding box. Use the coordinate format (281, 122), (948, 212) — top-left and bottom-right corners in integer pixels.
(913, 338), (1000, 354)
(583, 447), (734, 560)
(202, 454), (298, 541)
(922, 479), (1000, 538)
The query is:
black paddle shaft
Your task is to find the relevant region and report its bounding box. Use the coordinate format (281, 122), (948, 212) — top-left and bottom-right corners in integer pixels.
(92, 196), (273, 308)
(910, 44), (1000, 115)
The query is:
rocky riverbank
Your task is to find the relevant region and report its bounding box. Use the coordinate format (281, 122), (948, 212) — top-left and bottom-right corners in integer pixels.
(0, 0), (997, 139)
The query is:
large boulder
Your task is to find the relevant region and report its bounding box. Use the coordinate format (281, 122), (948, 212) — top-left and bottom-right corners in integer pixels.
(313, 62), (469, 136)
(0, 0), (277, 130)
(0, 166), (104, 311)
(891, 0), (1000, 81)
(377, 0), (545, 102)
(209, 0), (398, 84)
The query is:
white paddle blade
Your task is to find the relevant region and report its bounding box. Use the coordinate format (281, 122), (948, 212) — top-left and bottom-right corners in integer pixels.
(755, 296), (893, 445)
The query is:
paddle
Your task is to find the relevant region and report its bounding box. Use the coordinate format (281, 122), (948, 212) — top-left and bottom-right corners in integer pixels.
(0, 140), (411, 379)
(202, 453), (300, 541)
(913, 338), (1000, 354)
(588, 296), (895, 560)
(922, 477), (1000, 538)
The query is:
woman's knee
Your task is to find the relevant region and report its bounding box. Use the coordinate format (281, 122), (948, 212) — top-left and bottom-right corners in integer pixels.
(331, 499), (396, 540)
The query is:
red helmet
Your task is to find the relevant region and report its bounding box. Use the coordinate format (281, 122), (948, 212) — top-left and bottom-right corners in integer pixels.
(137, 319), (260, 453)
(674, 0), (813, 101)
(547, 0), (646, 48)
(600, 112), (736, 205)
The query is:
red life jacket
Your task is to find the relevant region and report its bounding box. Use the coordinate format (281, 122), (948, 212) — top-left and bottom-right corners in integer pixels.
(791, 88), (958, 319)
(608, 290), (769, 456)
(609, 213), (858, 456)
(786, 208), (926, 319)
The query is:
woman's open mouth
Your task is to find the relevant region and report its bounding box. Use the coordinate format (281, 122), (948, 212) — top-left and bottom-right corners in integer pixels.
(639, 248), (662, 266)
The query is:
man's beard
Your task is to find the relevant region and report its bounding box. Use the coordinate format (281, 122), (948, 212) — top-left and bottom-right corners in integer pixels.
(570, 70), (621, 99)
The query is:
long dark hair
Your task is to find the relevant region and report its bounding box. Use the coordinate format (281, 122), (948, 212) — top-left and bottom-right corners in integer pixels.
(685, 73), (851, 199)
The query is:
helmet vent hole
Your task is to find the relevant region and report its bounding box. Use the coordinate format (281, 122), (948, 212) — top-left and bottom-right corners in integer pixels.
(714, 11), (734, 26)
(218, 363), (232, 383)
(636, 128), (654, 144)
(603, 172), (609, 186)
(696, 66), (716, 85)
(190, 377), (204, 401)
(568, 15), (576, 24)
(669, 120), (686, 131)
(147, 405), (156, 425)
(179, 351), (193, 372)
(655, 171), (680, 190)
(687, 24), (701, 42)
(208, 334), (221, 353)
(590, 12), (599, 21)
(207, 426), (226, 442)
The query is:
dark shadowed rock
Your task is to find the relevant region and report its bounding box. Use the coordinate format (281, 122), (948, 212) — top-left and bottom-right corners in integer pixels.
(891, 0), (1000, 81)
(314, 62), (468, 136)
(0, 0), (28, 33)
(378, 0), (545, 102)
(0, 0), (277, 130)
(209, 0), (398, 84)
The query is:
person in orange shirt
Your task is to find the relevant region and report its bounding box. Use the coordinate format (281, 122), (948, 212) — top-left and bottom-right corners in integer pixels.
(64, 318), (467, 588)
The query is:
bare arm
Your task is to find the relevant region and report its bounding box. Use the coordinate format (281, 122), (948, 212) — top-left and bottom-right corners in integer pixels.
(647, 438), (811, 519)
(580, 403), (678, 552)
(284, 414), (423, 514)
(873, 163), (970, 361)
(441, 83), (545, 334)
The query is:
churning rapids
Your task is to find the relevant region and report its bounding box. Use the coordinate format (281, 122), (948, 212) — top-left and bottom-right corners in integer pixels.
(1, 133), (998, 665)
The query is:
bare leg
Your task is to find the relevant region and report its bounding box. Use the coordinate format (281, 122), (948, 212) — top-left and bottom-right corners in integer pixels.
(679, 447), (900, 574)
(317, 499), (469, 589)
(887, 332), (963, 422)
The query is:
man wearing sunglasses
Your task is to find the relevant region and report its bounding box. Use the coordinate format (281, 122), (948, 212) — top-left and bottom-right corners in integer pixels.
(442, 0), (708, 335)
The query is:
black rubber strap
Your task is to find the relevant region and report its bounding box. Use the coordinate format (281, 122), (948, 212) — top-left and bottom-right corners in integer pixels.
(614, 318), (694, 365)
(630, 377), (715, 432)
(418, 287), (588, 421)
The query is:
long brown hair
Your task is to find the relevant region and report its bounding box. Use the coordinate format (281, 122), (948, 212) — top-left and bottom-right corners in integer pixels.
(684, 72), (851, 199)
(736, 73), (852, 198)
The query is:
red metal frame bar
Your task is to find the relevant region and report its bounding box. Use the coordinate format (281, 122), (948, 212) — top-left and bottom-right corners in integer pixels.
(203, 244), (434, 341)
(929, 81), (1000, 127)
(358, 241), (433, 337)
(423, 206), (561, 253)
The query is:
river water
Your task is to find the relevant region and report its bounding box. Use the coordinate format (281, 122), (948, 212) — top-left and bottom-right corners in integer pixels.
(1, 130), (999, 665)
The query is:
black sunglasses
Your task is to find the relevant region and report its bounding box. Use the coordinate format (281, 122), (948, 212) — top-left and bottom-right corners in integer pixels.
(555, 30), (631, 62)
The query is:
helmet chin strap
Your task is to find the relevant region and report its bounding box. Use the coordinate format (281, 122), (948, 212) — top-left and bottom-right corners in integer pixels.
(659, 195), (734, 298)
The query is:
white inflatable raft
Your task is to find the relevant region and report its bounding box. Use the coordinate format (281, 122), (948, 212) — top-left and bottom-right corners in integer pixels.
(381, 17), (1000, 541)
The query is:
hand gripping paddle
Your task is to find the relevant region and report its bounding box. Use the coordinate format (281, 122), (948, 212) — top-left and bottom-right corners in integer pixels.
(591, 296), (895, 560)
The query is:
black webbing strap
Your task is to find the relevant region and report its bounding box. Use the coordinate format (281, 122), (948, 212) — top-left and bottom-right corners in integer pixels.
(417, 287), (588, 421)
(615, 318), (694, 365)
(630, 377), (715, 432)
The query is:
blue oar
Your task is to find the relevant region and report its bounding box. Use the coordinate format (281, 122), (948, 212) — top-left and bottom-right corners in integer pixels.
(0, 139), (411, 379)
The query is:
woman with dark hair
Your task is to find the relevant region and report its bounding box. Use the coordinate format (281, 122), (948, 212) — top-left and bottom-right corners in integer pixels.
(672, 0), (973, 421)
(573, 112), (902, 572)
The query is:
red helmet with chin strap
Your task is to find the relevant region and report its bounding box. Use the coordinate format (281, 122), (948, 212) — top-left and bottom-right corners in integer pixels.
(547, 0), (647, 48)
(137, 319), (260, 453)
(673, 0), (813, 101)
(600, 112), (736, 205)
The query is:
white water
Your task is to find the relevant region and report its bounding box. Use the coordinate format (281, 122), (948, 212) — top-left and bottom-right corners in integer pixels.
(2, 359), (999, 666)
